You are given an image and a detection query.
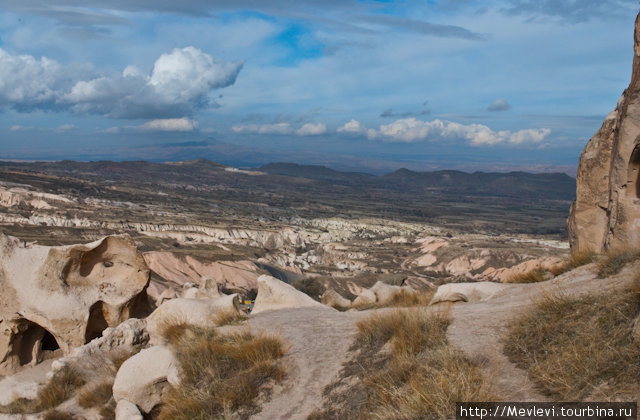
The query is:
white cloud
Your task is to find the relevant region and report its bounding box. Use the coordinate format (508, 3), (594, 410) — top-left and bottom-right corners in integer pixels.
(337, 119), (366, 134)
(56, 124), (76, 132)
(357, 118), (551, 146)
(487, 98), (511, 112)
(296, 122), (326, 135)
(0, 47), (242, 118)
(10, 125), (29, 131)
(140, 118), (198, 132)
(232, 122), (294, 135)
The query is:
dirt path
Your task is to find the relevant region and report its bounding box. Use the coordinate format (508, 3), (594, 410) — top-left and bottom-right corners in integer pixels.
(248, 306), (365, 420)
(447, 263), (637, 400)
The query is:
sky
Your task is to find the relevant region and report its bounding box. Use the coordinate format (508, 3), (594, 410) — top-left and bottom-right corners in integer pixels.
(0, 0), (638, 174)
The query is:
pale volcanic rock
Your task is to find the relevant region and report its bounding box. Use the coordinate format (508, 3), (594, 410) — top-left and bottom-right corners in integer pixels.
(430, 282), (509, 305)
(252, 275), (328, 314)
(0, 233), (150, 374)
(320, 288), (351, 310)
(569, 12), (640, 252)
(113, 345), (178, 414)
(116, 399), (144, 420)
(369, 281), (409, 305)
(144, 251), (260, 296)
(352, 289), (377, 307)
(483, 257), (563, 282)
(146, 295), (240, 345)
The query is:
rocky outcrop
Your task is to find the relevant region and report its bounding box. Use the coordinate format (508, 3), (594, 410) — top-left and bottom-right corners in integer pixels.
(252, 275), (328, 313)
(144, 251), (260, 298)
(146, 295), (240, 344)
(429, 282), (509, 305)
(569, 12), (640, 253)
(112, 345), (178, 414)
(320, 289), (351, 310)
(0, 233), (151, 374)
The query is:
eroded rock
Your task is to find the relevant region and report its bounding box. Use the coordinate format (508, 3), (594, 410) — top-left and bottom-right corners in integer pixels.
(252, 275), (327, 313)
(0, 234), (151, 374)
(569, 12), (640, 253)
(321, 289), (351, 310)
(146, 295), (240, 344)
(113, 345), (178, 414)
(429, 282), (509, 305)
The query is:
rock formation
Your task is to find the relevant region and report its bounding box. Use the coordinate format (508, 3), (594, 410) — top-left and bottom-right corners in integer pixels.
(320, 288), (352, 310)
(112, 345), (179, 414)
(429, 282), (508, 305)
(0, 233), (151, 374)
(146, 295), (241, 344)
(252, 275), (327, 313)
(569, 12), (640, 253)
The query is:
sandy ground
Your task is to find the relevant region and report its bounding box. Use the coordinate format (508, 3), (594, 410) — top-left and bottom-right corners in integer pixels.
(248, 262), (638, 418)
(448, 263), (636, 401)
(248, 307), (365, 420)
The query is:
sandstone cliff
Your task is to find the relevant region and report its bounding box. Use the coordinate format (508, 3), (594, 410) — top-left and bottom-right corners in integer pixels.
(569, 12), (640, 253)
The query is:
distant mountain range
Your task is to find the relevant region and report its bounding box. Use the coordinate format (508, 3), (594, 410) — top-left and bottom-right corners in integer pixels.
(258, 162), (575, 201)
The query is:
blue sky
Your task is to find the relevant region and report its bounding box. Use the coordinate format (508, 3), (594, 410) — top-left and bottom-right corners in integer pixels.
(0, 0), (637, 174)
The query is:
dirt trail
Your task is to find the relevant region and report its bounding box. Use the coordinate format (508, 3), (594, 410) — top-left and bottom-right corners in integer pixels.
(447, 263), (636, 400)
(248, 306), (365, 420)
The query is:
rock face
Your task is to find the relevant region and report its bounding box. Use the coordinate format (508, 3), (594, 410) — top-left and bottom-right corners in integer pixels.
(146, 295), (240, 344)
(252, 275), (328, 313)
(112, 345), (178, 413)
(569, 12), (640, 253)
(429, 282), (509, 305)
(0, 233), (151, 374)
(320, 289), (351, 310)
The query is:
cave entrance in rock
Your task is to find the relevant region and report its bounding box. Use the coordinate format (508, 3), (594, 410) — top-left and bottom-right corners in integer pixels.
(85, 301), (109, 344)
(628, 143), (640, 198)
(16, 321), (60, 366)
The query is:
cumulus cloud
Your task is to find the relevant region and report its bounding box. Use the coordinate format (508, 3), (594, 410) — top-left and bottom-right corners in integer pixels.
(487, 98), (511, 112)
(337, 119), (366, 134)
(0, 47), (242, 118)
(358, 117), (550, 146)
(380, 108), (431, 118)
(296, 122), (326, 135)
(232, 121), (327, 136)
(140, 118), (199, 131)
(232, 122), (294, 135)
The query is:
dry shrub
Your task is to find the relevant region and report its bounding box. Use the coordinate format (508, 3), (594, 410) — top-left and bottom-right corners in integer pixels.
(311, 308), (494, 420)
(548, 250), (596, 276)
(0, 365), (86, 414)
(214, 309), (248, 327)
(353, 289), (435, 311)
(158, 326), (288, 420)
(506, 267), (549, 284)
(77, 380), (113, 409)
(504, 285), (640, 400)
(43, 409), (75, 420)
(386, 289), (435, 308)
(597, 248), (640, 278)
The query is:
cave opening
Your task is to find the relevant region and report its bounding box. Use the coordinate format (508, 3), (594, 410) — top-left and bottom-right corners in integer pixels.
(16, 321), (60, 366)
(628, 143), (640, 198)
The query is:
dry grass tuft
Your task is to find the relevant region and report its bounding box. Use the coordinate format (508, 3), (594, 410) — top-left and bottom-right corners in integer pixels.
(597, 248), (640, 278)
(158, 325), (288, 420)
(311, 308), (494, 420)
(353, 289), (435, 311)
(77, 380), (113, 409)
(43, 409), (75, 420)
(214, 309), (248, 326)
(506, 267), (549, 284)
(504, 285), (640, 400)
(386, 289), (435, 308)
(548, 250), (596, 276)
(0, 365), (86, 414)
